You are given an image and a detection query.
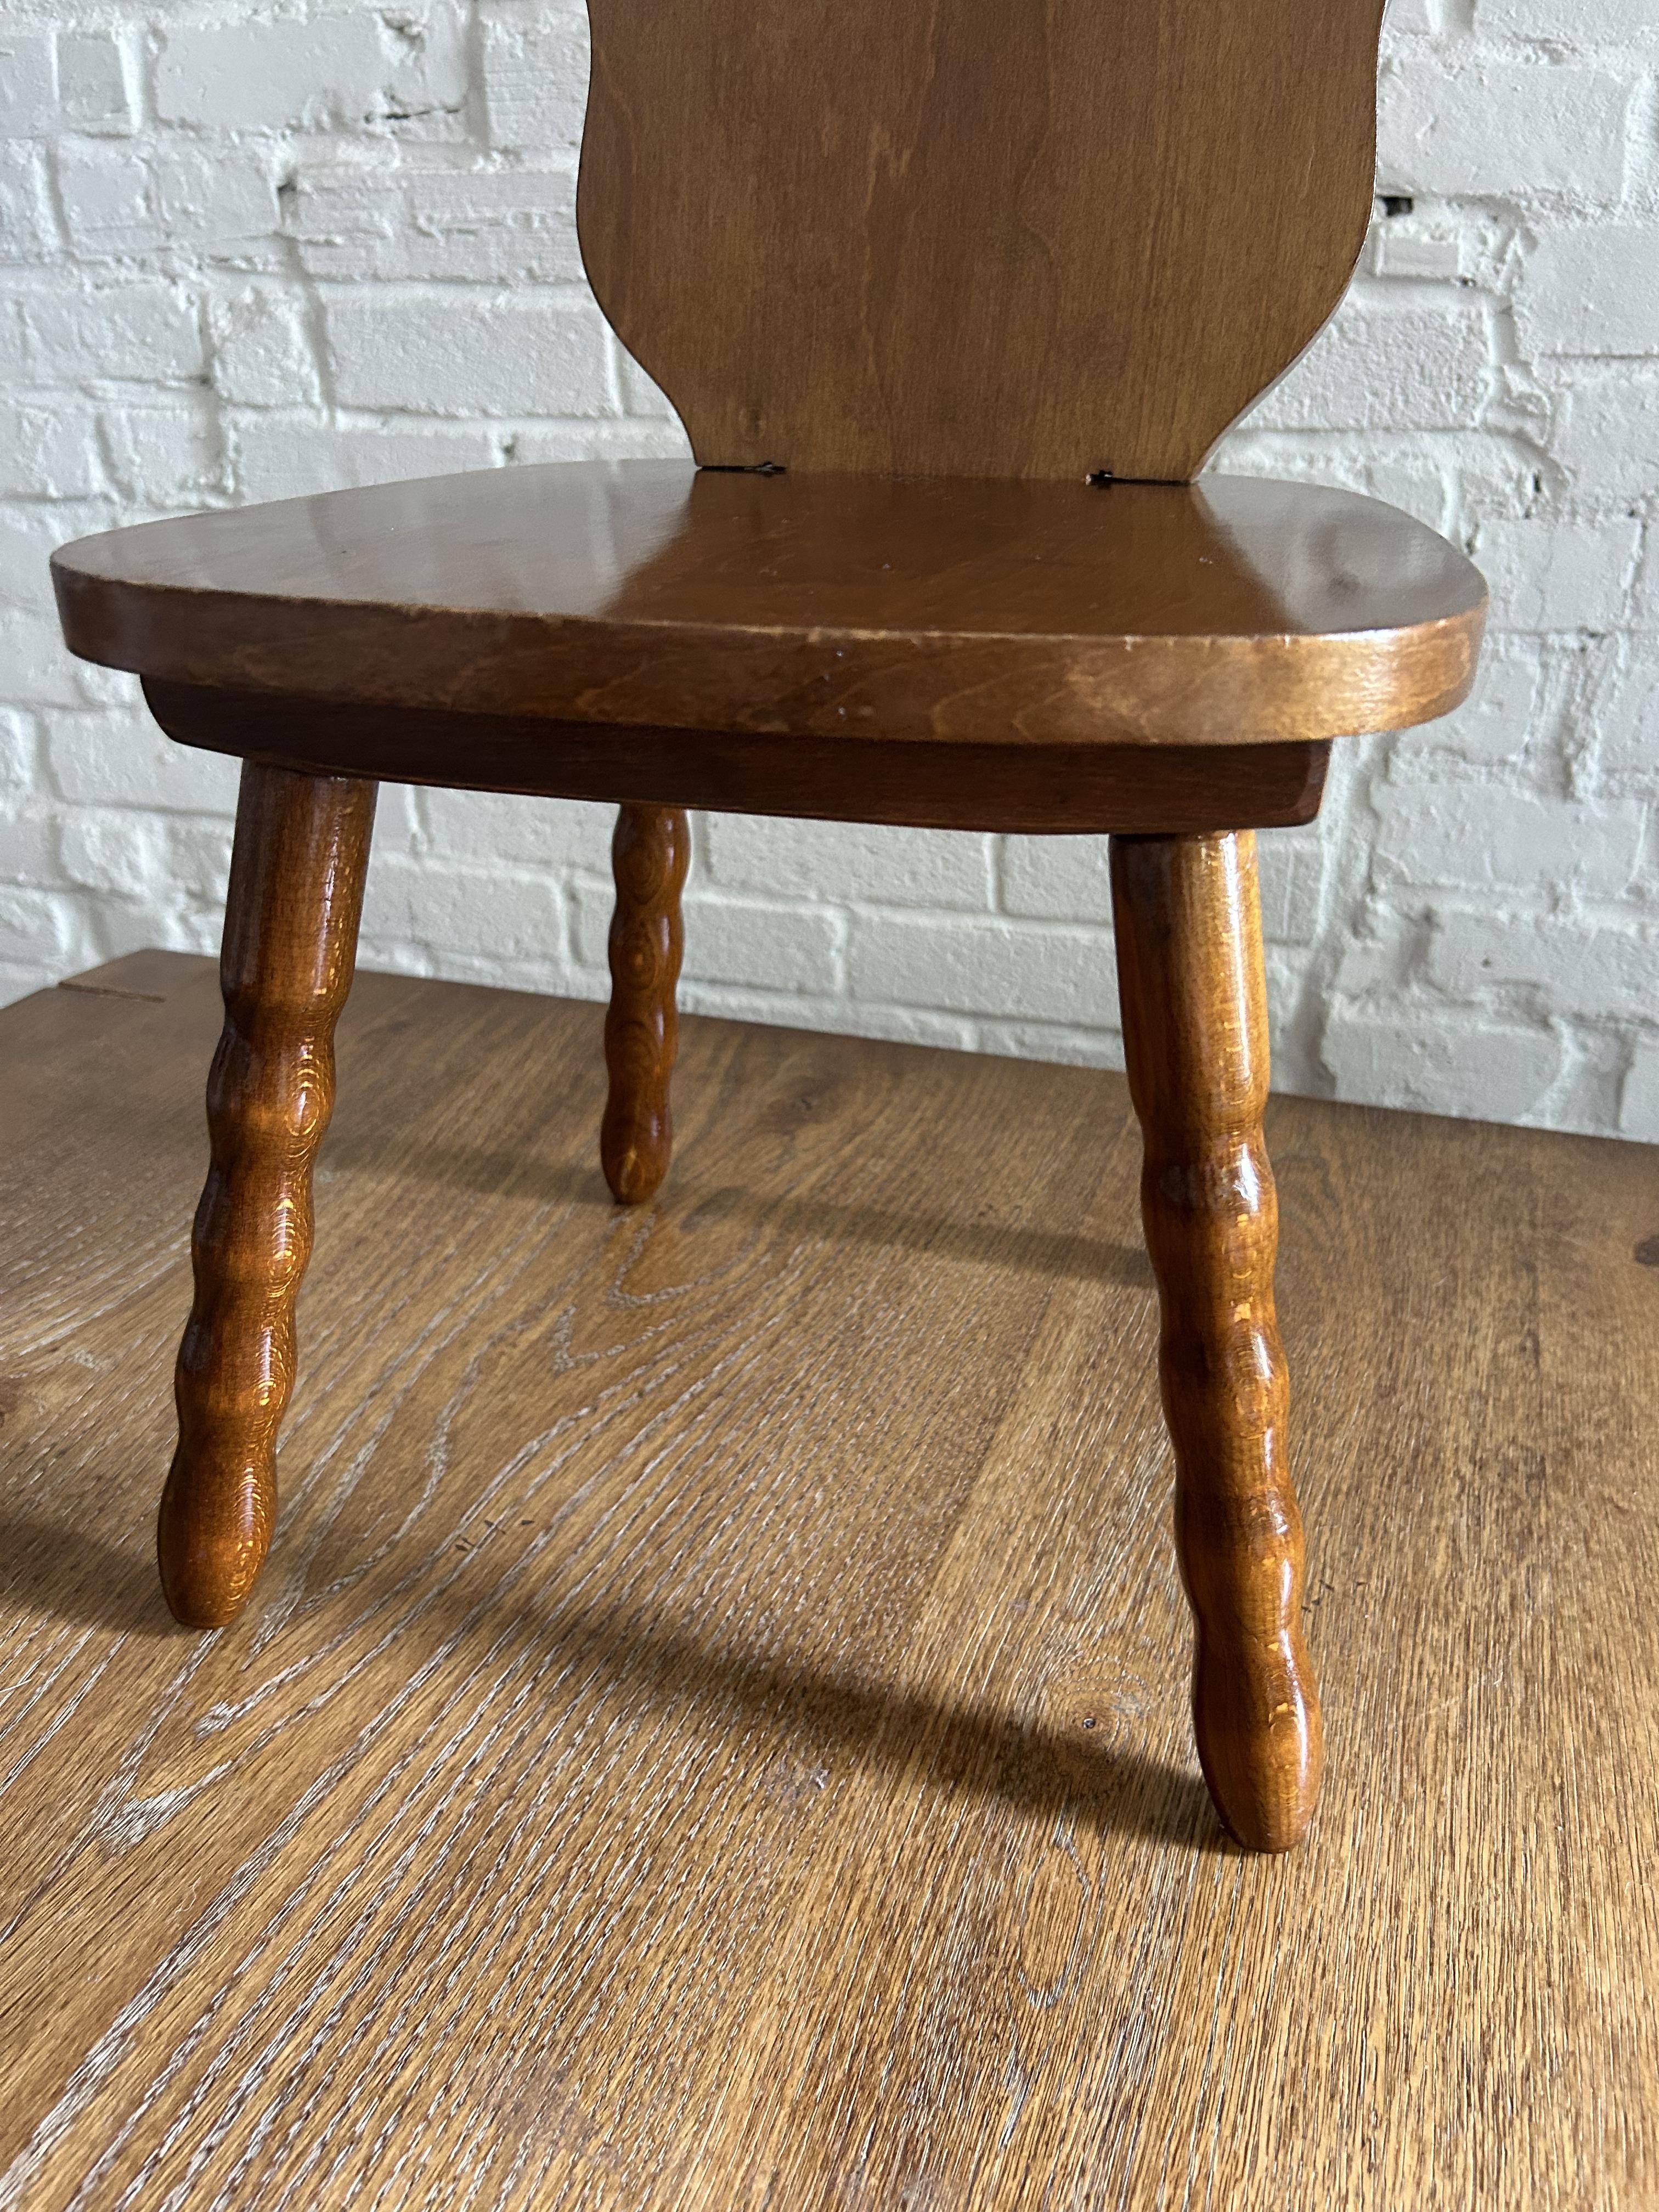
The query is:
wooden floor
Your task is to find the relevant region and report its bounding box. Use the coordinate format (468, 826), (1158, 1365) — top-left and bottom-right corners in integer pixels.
(2, 951), (1656, 2211)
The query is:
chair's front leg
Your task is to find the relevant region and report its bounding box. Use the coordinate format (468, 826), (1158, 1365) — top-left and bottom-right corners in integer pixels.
(159, 759), (377, 1628)
(1109, 829), (1322, 1853)
(601, 802), (689, 1204)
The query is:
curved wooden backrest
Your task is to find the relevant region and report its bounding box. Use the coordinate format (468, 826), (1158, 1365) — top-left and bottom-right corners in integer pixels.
(577, 0), (1386, 483)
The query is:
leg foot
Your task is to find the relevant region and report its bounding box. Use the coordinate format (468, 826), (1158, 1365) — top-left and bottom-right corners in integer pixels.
(1110, 830), (1322, 1853)
(160, 760), (376, 1628)
(601, 802), (689, 1205)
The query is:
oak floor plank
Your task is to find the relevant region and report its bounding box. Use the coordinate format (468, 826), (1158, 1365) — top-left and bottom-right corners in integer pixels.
(1, 951), (1655, 2209)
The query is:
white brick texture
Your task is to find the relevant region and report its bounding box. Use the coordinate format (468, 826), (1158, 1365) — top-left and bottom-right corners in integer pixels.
(1, 1), (1656, 1141)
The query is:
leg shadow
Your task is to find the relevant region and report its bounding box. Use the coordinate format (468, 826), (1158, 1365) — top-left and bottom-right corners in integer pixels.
(0, 1508), (177, 1637)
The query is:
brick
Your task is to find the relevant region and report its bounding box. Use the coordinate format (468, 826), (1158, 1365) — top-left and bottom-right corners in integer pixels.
(57, 808), (167, 899)
(1324, 1008), (1561, 1122)
(326, 289), (612, 415)
(0, 885), (86, 968)
(0, 33), (55, 138)
(0, 802), (54, 882)
(1248, 302), (1492, 432)
(481, 8), (590, 151)
(56, 140), (276, 258)
(848, 913), (1117, 1025)
(1001, 836), (1113, 922)
(1374, 783), (1646, 898)
(1258, 834), (1327, 946)
(1379, 58), (1632, 200)
(0, 610), (96, 711)
(421, 787), (612, 869)
(364, 855), (563, 963)
(210, 287), (319, 408)
(1635, 537), (1659, 636)
(1547, 369), (1659, 503)
(1596, 650), (1659, 778)
(20, 284), (204, 386)
(99, 401), (227, 504)
(1372, 222), (1465, 283)
(156, 9), (467, 134)
(232, 417), (500, 501)
(0, 709), (36, 790)
(1427, 908), (1659, 1020)
(54, 143), (157, 259)
(57, 34), (132, 134)
(1516, 228), (1659, 359)
(0, 405), (104, 499)
(45, 707), (240, 811)
(682, 895), (840, 994)
(291, 161), (583, 285)
(0, 144), (57, 264)
(1474, 514), (1639, 632)
(706, 815), (992, 911)
(1415, 642), (1542, 765)
(153, 143), (277, 251)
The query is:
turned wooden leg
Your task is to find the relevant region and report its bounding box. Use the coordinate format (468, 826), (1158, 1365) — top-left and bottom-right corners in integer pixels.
(1109, 829), (1322, 1853)
(601, 802), (689, 1205)
(159, 759), (377, 1628)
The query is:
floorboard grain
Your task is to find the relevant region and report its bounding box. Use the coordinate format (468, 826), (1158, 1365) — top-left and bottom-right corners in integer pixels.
(2, 951), (1655, 2210)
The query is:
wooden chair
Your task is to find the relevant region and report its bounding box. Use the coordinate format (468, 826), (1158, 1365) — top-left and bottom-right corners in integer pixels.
(50, 0), (1486, 1854)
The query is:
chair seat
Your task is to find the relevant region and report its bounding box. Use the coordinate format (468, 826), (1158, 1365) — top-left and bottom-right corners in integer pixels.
(55, 461), (1483, 751)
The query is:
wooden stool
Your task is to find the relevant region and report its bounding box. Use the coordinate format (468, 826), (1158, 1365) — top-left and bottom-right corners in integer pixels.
(50, 0), (1486, 1854)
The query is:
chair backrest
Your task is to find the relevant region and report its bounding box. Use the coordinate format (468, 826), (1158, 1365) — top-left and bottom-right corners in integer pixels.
(577, 0), (1385, 484)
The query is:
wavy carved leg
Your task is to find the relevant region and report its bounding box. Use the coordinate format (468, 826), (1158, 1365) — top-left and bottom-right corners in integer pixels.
(159, 759), (377, 1628)
(1109, 829), (1322, 1853)
(601, 802), (689, 1205)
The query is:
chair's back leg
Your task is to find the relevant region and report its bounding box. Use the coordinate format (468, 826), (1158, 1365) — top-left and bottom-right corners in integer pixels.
(1109, 829), (1323, 1853)
(601, 803), (690, 1205)
(159, 759), (377, 1628)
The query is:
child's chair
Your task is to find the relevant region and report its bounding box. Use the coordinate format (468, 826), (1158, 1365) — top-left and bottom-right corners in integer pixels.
(51, 0), (1486, 1853)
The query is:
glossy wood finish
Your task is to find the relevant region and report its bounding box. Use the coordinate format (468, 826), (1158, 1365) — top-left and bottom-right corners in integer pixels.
(142, 683), (1334, 835)
(1110, 832), (1319, 1853)
(602, 803), (689, 1205)
(52, 467), (1487, 750)
(6, 955), (1657, 2208)
(159, 764), (376, 1628)
(580, 2), (1386, 482)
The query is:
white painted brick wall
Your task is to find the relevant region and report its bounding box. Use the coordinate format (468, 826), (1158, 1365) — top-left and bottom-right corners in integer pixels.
(3, 0), (1657, 1138)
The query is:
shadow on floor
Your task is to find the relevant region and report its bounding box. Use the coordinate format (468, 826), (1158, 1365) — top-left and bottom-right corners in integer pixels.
(0, 1508), (176, 1638)
(435, 1584), (1223, 1854)
(1, 1495), (1222, 1846)
(322, 1133), (1155, 1290)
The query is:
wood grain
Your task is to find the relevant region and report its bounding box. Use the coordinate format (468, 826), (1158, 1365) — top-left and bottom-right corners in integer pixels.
(160, 765), (376, 1627)
(6, 953), (1655, 2208)
(1111, 832), (1319, 1852)
(51, 467), (1486, 751)
(578, 0), (1386, 482)
(601, 803), (689, 1205)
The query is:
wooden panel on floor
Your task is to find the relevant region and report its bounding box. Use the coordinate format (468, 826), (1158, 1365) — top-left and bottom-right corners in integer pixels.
(1, 950), (1655, 2210)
